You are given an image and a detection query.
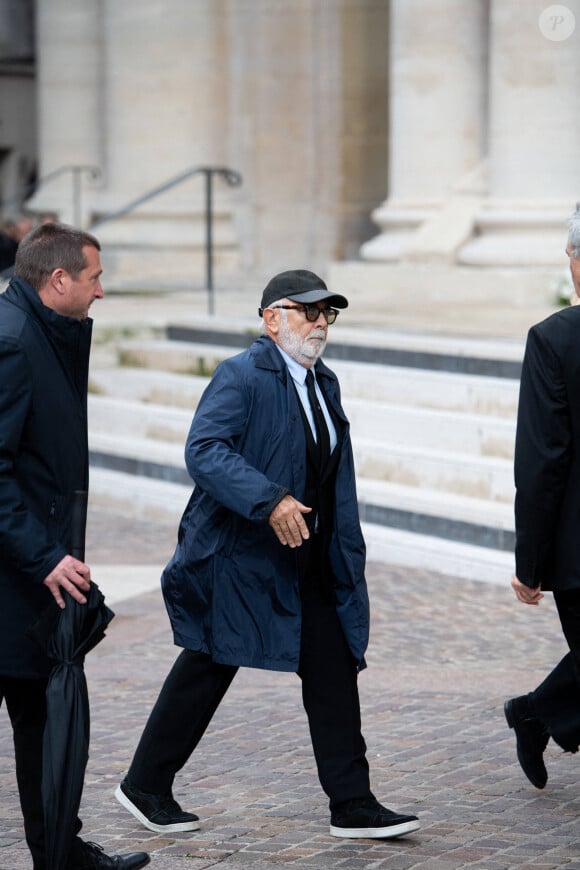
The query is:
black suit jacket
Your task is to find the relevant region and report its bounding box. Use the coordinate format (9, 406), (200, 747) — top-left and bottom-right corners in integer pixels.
(515, 304), (580, 590)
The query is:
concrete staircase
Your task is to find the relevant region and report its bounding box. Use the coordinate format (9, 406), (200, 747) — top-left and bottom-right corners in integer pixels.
(88, 321), (524, 584)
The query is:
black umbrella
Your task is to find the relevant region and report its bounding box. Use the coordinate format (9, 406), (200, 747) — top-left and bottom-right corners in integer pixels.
(37, 491), (115, 870)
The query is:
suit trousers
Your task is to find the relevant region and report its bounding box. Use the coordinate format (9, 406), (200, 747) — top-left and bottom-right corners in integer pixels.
(529, 589), (580, 752)
(0, 676), (47, 870)
(127, 573), (372, 810)
(0, 677), (85, 870)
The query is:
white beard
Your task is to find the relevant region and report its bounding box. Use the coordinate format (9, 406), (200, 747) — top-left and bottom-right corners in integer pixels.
(278, 312), (327, 366)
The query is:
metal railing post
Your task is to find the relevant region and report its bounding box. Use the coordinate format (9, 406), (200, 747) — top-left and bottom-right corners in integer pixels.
(0, 165), (101, 227)
(89, 165), (242, 315)
(204, 169), (214, 315)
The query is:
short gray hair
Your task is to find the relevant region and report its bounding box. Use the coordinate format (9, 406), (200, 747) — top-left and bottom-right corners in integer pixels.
(568, 203), (580, 258)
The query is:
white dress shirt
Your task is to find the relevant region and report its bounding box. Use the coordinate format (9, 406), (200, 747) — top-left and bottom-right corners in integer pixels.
(276, 345), (337, 453)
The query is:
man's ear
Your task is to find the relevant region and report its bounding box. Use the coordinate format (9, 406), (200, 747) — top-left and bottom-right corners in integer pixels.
(49, 267), (68, 296)
(263, 308), (280, 336)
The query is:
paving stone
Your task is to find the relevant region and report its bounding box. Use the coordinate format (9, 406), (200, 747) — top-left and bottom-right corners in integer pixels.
(0, 507), (578, 869)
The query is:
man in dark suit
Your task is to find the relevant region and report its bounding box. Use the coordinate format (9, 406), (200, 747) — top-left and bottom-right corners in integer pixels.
(505, 203), (580, 788)
(115, 269), (421, 840)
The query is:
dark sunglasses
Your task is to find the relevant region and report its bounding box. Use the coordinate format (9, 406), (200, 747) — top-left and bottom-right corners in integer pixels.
(267, 304), (339, 324)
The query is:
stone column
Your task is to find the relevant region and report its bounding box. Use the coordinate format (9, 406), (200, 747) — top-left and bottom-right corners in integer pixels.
(228, 0), (340, 271)
(99, 0), (227, 201)
(361, 0), (488, 262)
(28, 0), (102, 225)
(92, 0), (240, 289)
(459, 0), (580, 266)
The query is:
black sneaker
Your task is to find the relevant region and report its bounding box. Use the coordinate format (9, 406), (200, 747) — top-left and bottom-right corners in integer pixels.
(67, 840), (150, 869)
(330, 798), (420, 839)
(115, 778), (200, 833)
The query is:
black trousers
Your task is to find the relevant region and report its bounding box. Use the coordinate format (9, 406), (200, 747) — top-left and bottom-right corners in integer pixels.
(1, 677), (47, 870)
(0, 676), (84, 870)
(127, 578), (372, 810)
(529, 589), (580, 752)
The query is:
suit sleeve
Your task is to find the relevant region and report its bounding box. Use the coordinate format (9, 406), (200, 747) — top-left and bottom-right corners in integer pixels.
(514, 324), (571, 587)
(0, 339), (67, 581)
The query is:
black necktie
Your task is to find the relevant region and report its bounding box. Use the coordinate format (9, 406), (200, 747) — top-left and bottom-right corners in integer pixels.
(305, 369), (330, 468)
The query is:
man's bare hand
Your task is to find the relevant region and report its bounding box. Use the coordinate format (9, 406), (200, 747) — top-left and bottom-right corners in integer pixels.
(268, 495), (312, 548)
(43, 555), (91, 609)
(511, 574), (544, 606)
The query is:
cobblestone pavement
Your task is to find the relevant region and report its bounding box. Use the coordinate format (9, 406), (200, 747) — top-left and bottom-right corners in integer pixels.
(1, 509), (578, 870)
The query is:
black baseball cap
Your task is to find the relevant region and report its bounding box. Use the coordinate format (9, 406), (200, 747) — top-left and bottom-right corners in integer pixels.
(259, 269), (348, 316)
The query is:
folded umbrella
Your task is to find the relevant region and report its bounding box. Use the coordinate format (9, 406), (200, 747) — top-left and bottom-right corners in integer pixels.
(35, 491), (115, 870)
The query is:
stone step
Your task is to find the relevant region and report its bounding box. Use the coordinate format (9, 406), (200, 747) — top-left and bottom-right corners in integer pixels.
(89, 367), (209, 409)
(89, 428), (513, 503)
(164, 318), (526, 378)
(355, 438), (512, 502)
(88, 395), (191, 444)
(117, 328), (524, 381)
(88, 391), (515, 461)
(88, 326), (523, 578)
(357, 479), (513, 552)
(88, 418), (514, 545)
(331, 361), (518, 418)
(362, 524), (513, 586)
(90, 359), (519, 418)
(88, 468), (514, 584)
(116, 339), (232, 377)
(343, 396), (514, 459)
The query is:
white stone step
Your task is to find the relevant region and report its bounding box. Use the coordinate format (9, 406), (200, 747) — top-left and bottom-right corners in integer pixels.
(89, 384), (516, 461)
(88, 468), (512, 585)
(89, 431), (189, 484)
(89, 367), (209, 409)
(88, 426), (513, 504)
(90, 360), (518, 418)
(354, 438), (513, 503)
(329, 360), (518, 418)
(89, 427), (514, 548)
(117, 331), (523, 383)
(343, 396), (515, 459)
(89, 468), (190, 525)
(357, 478), (513, 537)
(165, 316), (526, 365)
(117, 339), (236, 376)
(361, 524), (514, 586)
(88, 395), (191, 443)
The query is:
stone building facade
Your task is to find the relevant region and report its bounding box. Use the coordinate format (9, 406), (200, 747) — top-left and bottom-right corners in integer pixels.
(2, 0), (579, 293)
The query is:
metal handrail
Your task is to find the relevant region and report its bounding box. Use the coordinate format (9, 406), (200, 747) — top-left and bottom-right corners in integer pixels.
(0, 165), (101, 226)
(90, 165), (242, 315)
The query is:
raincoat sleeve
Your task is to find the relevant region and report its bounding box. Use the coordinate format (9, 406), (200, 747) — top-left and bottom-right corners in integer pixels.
(0, 339), (68, 582)
(185, 360), (288, 523)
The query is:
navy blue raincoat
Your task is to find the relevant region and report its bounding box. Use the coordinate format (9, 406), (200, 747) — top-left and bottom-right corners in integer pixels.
(162, 335), (369, 672)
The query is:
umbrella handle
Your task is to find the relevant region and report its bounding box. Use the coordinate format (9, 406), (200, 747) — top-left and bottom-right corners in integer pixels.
(70, 490), (88, 561)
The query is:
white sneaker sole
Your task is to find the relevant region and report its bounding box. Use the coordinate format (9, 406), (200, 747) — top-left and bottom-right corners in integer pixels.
(330, 818), (420, 839)
(114, 784), (200, 833)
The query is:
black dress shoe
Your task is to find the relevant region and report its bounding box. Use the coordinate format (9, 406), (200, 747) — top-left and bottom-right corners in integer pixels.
(504, 695), (549, 789)
(67, 840), (150, 869)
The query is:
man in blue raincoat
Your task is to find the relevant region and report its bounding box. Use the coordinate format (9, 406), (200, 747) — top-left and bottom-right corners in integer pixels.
(116, 270), (420, 840)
